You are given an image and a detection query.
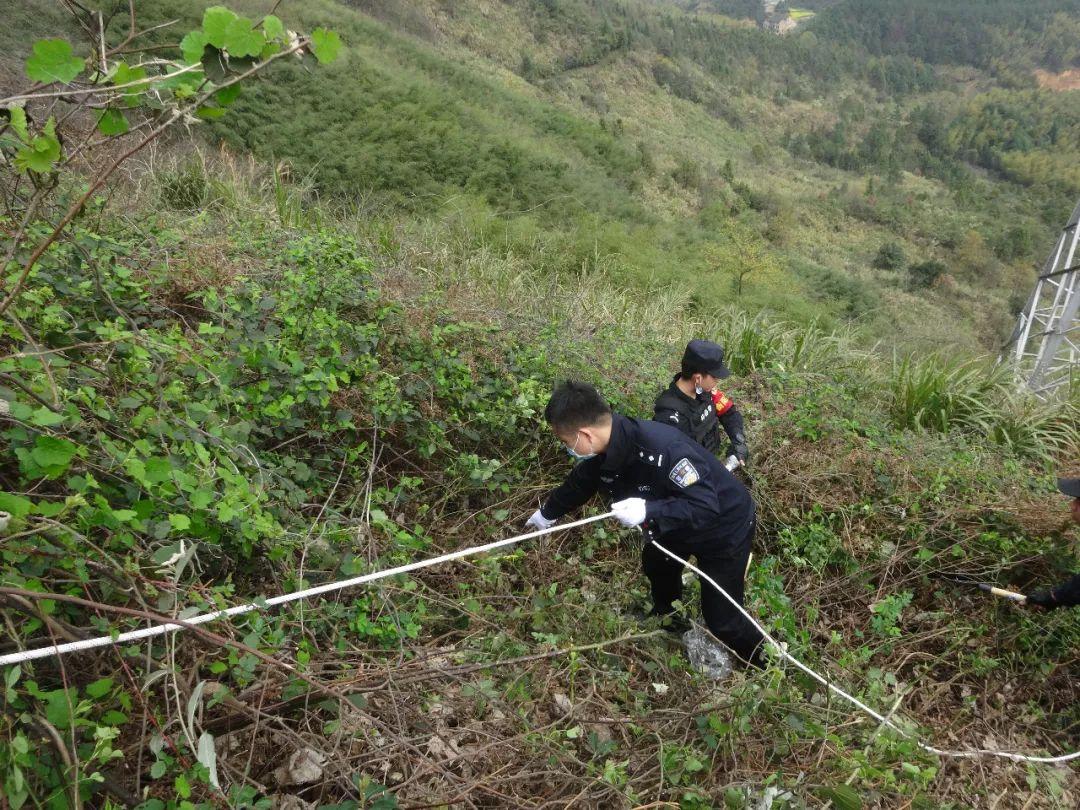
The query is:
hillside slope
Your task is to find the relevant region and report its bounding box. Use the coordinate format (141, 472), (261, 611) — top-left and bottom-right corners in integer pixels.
(1, 151), (1077, 807)
(97, 0), (1078, 357)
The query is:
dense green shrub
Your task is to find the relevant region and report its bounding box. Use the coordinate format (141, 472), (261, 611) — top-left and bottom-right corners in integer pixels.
(873, 241), (907, 271)
(909, 258), (947, 288)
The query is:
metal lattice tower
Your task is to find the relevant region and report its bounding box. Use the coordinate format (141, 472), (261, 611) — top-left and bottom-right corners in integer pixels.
(1002, 197), (1080, 399)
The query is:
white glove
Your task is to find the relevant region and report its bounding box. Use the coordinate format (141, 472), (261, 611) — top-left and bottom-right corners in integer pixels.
(611, 498), (647, 528)
(525, 509), (557, 531)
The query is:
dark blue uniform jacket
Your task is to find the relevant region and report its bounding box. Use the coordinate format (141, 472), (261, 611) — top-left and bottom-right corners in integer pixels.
(539, 413), (754, 551)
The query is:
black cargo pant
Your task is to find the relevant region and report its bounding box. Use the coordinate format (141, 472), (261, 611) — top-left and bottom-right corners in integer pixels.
(641, 518), (765, 667)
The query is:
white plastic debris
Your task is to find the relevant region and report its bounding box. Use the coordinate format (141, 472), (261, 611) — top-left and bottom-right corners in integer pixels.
(553, 692), (573, 715)
(273, 748), (326, 787)
(682, 624), (733, 680)
(756, 786), (794, 810)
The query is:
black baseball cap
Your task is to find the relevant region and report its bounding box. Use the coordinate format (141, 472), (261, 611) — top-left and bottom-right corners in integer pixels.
(681, 339), (730, 379)
(1059, 477), (1080, 498)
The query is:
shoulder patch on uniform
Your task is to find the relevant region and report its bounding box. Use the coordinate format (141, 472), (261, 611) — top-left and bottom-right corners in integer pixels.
(669, 457), (700, 488)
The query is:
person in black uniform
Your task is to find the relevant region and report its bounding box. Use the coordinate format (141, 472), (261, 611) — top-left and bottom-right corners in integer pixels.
(525, 380), (767, 668)
(654, 340), (749, 465)
(1025, 477), (1080, 609)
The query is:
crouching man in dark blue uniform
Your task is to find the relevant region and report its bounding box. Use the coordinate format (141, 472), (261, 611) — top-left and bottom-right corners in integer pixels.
(526, 381), (766, 669)
(1025, 477), (1080, 610)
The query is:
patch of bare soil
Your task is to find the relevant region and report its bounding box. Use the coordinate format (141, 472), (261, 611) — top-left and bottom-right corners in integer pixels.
(1034, 69), (1080, 91)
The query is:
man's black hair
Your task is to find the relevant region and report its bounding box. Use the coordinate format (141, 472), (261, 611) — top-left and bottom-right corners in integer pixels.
(544, 380), (612, 431)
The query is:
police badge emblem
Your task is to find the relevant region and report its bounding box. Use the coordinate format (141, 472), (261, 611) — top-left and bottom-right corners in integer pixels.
(669, 457), (700, 488)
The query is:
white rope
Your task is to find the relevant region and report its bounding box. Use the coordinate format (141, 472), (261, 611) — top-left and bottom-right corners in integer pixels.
(650, 539), (1080, 765)
(0, 512), (613, 666)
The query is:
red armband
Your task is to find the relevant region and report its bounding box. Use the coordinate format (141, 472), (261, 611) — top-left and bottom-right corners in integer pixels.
(712, 390), (734, 416)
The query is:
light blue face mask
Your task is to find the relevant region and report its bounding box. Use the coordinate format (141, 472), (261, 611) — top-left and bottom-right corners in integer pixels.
(565, 433), (597, 461)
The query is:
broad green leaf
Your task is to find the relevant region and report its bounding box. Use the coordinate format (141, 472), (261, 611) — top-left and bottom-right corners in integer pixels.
(85, 677), (113, 699)
(7, 106), (29, 141)
(191, 489), (214, 510)
(175, 774), (191, 800)
(110, 509), (138, 522)
(112, 62), (148, 106)
(34, 500), (67, 518)
(96, 107), (128, 136)
(144, 457), (173, 484)
(180, 30), (208, 65)
(223, 17), (265, 58)
(43, 689), (73, 729)
(310, 28), (342, 64)
(112, 62), (148, 88)
(125, 458), (147, 484)
(14, 118), (61, 173)
(215, 84), (242, 106)
(168, 513), (191, 531)
(30, 435), (77, 476)
(202, 7), (238, 49)
(262, 14), (285, 41)
(29, 406), (65, 426)
(0, 492), (33, 518)
(25, 38), (84, 84)
(15, 137), (60, 173)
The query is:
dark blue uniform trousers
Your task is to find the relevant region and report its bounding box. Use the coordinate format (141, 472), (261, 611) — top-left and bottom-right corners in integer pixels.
(641, 519), (765, 667)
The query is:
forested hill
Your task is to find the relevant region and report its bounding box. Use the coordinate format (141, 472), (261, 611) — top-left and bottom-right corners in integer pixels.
(691, 0), (1080, 75)
(811, 0), (1080, 73)
(3, 0), (1055, 356)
